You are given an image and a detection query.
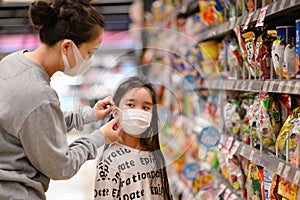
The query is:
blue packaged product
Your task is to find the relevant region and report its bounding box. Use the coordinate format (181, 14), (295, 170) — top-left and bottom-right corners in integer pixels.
(276, 26), (296, 46)
(296, 20), (300, 79)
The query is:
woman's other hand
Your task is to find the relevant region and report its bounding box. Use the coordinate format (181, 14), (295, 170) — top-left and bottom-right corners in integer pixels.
(93, 96), (115, 121)
(100, 118), (120, 143)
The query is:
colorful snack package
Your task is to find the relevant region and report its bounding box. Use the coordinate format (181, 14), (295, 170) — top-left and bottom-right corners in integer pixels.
(276, 106), (300, 159)
(278, 93), (291, 124)
(264, 168), (273, 200)
(246, 163), (264, 200)
(255, 30), (277, 80)
(278, 179), (299, 200)
(283, 44), (296, 79)
(256, 92), (281, 152)
(234, 27), (249, 78)
(224, 98), (242, 136)
(270, 174), (283, 200)
(229, 38), (244, 79)
(287, 117), (300, 167)
(255, 33), (266, 79)
(272, 39), (286, 78)
(227, 155), (246, 198)
(247, 95), (260, 147)
(242, 31), (257, 78)
(217, 149), (229, 180)
(240, 92), (257, 144)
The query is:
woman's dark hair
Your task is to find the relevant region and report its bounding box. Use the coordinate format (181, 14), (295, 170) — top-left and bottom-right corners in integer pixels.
(113, 75), (173, 200)
(29, 0), (105, 46)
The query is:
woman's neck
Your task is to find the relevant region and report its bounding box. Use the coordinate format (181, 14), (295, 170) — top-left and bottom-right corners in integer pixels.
(24, 43), (61, 77)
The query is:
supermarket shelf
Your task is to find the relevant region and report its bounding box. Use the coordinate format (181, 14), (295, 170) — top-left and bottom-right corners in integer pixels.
(262, 80), (300, 94)
(212, 171), (243, 199)
(202, 79), (300, 94)
(203, 79), (264, 92)
(222, 135), (300, 186)
(195, 0), (300, 42)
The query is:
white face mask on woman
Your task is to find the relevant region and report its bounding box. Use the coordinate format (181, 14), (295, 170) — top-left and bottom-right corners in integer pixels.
(62, 41), (94, 76)
(116, 107), (152, 136)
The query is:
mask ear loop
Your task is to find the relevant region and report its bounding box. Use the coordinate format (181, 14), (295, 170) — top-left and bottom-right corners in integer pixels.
(112, 106), (121, 118)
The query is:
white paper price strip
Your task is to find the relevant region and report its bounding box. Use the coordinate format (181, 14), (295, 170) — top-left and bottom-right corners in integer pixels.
(229, 140), (240, 157)
(240, 145), (246, 157)
(277, 162), (284, 175)
(256, 6), (268, 27)
(216, 184), (226, 196)
(282, 165), (290, 179)
(243, 12), (254, 31)
(228, 193), (239, 200)
(225, 136), (234, 153)
(224, 188), (232, 200)
(293, 171), (300, 185)
(249, 150), (255, 161)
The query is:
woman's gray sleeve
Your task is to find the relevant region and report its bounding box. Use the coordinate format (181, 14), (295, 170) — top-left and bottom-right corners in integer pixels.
(63, 106), (97, 132)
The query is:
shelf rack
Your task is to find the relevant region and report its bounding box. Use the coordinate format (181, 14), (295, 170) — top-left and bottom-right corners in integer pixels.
(221, 135), (300, 186)
(194, 0), (300, 42)
(203, 79), (300, 94)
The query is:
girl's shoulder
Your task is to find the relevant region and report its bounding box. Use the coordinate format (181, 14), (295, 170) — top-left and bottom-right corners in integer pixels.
(105, 142), (151, 155)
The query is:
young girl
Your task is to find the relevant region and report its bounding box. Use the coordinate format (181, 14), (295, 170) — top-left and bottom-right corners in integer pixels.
(94, 76), (173, 200)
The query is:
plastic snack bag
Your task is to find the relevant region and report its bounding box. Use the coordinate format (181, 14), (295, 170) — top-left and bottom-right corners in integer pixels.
(276, 106), (300, 160)
(272, 39), (286, 78)
(227, 155), (246, 198)
(246, 163), (264, 200)
(224, 98), (242, 136)
(255, 92), (281, 152)
(278, 179), (299, 200)
(242, 31), (257, 77)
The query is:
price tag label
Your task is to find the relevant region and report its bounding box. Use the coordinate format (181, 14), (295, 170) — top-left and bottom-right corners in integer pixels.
(228, 193), (238, 200)
(249, 150), (255, 161)
(283, 165), (291, 179)
(277, 162), (284, 175)
(229, 140), (240, 156)
(293, 171), (300, 185)
(225, 136), (234, 152)
(243, 12), (254, 31)
(256, 6), (268, 27)
(216, 184), (226, 196)
(278, 82), (284, 92)
(240, 145), (246, 156)
(224, 188), (232, 200)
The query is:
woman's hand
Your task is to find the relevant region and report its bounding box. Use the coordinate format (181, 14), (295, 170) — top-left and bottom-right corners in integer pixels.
(93, 96), (115, 121)
(100, 118), (120, 143)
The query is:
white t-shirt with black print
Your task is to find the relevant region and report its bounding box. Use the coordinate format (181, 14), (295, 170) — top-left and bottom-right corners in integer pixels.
(94, 142), (165, 200)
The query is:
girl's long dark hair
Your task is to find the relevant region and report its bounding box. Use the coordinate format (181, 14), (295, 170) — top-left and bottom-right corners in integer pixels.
(113, 75), (173, 200)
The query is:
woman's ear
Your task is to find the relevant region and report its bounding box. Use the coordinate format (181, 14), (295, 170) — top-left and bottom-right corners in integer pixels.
(61, 39), (72, 54)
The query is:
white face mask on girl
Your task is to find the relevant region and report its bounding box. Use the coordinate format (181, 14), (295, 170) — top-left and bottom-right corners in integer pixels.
(116, 108), (152, 136)
(62, 41), (94, 76)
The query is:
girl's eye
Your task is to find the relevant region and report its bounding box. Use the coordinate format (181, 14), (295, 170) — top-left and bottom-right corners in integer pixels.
(126, 103), (134, 107)
(143, 106), (151, 111)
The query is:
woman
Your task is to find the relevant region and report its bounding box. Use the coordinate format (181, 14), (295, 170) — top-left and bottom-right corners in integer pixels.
(94, 76), (173, 200)
(0, 0), (119, 199)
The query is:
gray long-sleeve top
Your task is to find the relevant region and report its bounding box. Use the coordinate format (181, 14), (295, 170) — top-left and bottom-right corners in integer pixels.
(0, 51), (105, 200)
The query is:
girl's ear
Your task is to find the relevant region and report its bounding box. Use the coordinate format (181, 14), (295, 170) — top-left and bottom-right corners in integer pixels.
(112, 109), (118, 118)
